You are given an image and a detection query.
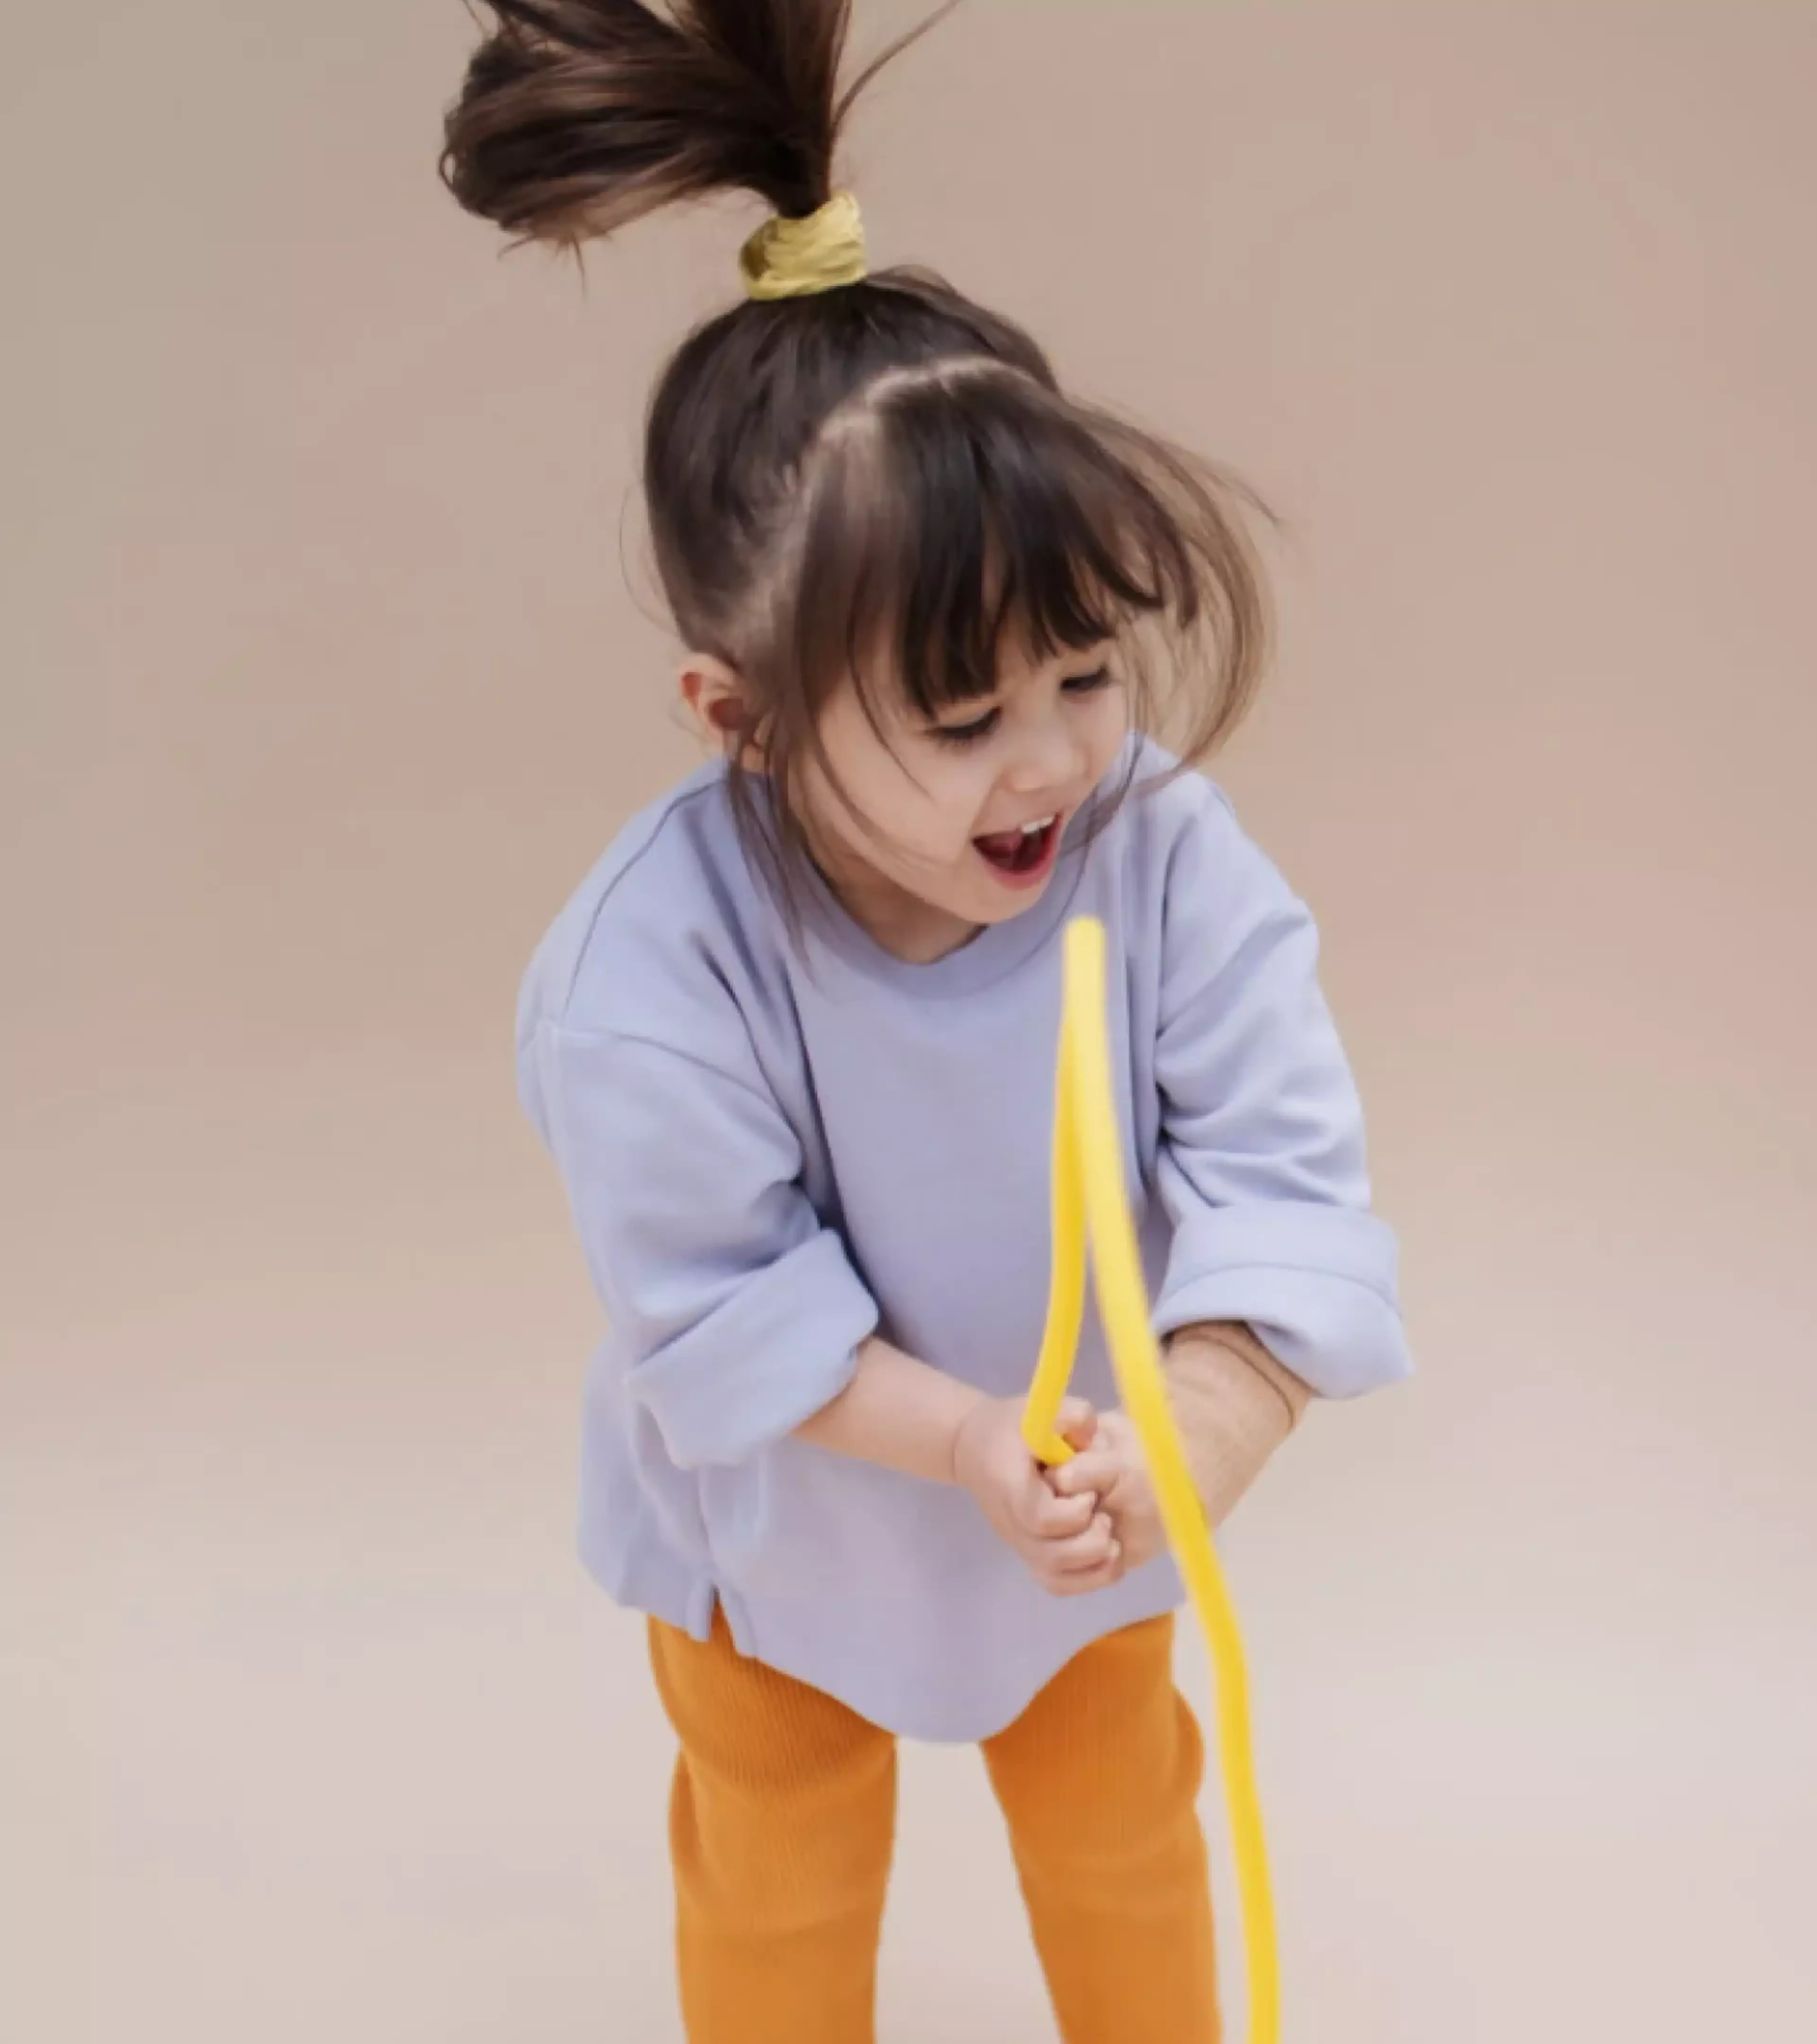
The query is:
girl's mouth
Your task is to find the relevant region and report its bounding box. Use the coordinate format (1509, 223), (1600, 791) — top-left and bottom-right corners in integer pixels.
(972, 813), (1062, 890)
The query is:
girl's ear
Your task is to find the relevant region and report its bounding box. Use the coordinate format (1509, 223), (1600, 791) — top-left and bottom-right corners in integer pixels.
(679, 653), (768, 771)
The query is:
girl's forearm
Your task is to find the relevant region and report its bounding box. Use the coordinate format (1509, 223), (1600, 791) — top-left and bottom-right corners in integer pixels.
(1163, 1321), (1313, 1527)
(794, 1336), (988, 1484)
(1169, 1320), (1313, 1426)
(797, 1324), (1306, 1495)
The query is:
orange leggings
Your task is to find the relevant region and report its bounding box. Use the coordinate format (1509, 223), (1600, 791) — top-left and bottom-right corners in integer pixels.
(647, 1607), (1218, 2044)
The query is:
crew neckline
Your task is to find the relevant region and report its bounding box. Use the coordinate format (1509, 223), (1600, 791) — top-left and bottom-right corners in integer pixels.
(732, 740), (1148, 998)
(795, 815), (1092, 998)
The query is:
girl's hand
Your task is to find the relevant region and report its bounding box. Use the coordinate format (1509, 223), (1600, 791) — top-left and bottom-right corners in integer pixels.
(952, 1396), (1123, 1596)
(1047, 1411), (1166, 1573)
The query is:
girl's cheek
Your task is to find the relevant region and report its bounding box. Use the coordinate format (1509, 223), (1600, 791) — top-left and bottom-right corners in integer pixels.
(916, 753), (983, 826)
(959, 759), (1002, 840)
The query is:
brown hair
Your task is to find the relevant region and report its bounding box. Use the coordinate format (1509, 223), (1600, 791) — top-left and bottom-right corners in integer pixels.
(439, 0), (1270, 917)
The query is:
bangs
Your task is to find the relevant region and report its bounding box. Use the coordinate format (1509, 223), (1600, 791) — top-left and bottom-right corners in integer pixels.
(775, 361), (1263, 734)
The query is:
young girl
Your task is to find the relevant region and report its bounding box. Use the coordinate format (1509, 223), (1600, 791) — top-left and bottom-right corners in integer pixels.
(441, 4), (1411, 2038)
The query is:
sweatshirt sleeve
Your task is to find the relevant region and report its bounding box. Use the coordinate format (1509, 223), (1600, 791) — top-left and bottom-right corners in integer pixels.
(524, 1018), (880, 1469)
(1149, 793), (1412, 1398)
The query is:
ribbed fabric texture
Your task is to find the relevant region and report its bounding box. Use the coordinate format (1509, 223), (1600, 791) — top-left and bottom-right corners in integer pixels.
(1168, 1321), (1314, 1529)
(648, 1605), (1219, 2043)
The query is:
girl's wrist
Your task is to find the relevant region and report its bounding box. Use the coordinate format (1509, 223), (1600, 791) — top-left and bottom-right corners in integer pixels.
(945, 1387), (994, 1489)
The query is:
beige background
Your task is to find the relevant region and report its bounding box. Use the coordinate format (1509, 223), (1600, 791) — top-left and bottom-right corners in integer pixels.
(6, 2), (1814, 2039)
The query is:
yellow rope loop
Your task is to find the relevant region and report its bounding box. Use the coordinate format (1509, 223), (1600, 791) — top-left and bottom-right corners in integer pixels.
(1021, 916), (1281, 2044)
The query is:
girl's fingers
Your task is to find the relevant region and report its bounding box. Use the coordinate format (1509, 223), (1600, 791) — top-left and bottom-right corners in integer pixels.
(1050, 1451), (1115, 1499)
(1044, 1512), (1118, 1573)
(1043, 1547), (1125, 1596)
(1023, 1481), (1097, 1537)
(1056, 1397), (1099, 1453)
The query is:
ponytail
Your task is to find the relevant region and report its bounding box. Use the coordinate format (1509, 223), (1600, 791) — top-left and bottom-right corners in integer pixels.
(440, 0), (937, 254)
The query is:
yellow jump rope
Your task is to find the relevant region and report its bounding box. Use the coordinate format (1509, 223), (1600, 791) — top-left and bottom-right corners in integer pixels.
(1020, 916), (1281, 2044)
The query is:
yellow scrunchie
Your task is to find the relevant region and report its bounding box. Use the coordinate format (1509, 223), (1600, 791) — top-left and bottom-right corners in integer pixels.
(739, 189), (868, 301)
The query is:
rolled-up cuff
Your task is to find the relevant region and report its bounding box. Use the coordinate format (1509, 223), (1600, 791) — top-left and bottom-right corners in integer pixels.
(629, 1231), (879, 1468)
(1155, 1203), (1411, 1399)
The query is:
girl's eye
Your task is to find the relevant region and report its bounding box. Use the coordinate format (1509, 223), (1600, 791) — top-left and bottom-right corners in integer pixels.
(1062, 666), (1114, 697)
(931, 708), (1001, 748)
(929, 670), (1111, 746)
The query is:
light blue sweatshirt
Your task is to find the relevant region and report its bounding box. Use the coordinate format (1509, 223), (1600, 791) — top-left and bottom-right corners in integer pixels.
(515, 743), (1411, 1741)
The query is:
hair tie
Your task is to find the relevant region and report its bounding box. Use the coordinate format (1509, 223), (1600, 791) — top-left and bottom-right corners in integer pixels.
(739, 190), (868, 301)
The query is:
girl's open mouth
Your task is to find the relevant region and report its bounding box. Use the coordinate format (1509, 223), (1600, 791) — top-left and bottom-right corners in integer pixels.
(973, 813), (1062, 890)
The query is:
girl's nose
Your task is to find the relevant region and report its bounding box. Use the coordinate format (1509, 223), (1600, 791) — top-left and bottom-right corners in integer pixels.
(1004, 720), (1082, 795)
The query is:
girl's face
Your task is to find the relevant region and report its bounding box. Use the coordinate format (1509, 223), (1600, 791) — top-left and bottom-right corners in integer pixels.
(802, 639), (1129, 963)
